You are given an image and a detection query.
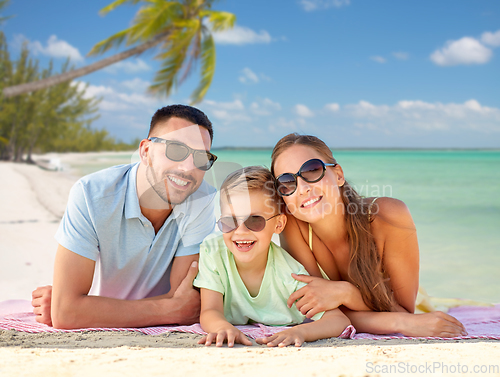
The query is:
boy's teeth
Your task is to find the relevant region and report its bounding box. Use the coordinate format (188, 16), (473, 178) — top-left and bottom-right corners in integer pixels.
(235, 241), (255, 246)
(168, 175), (188, 186)
(303, 197), (320, 207)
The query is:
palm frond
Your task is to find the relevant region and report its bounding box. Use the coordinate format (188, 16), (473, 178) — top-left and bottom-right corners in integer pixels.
(178, 27), (202, 85)
(99, 0), (142, 16)
(200, 10), (236, 32)
(148, 27), (197, 96)
(190, 32), (215, 104)
(88, 27), (134, 56)
(127, 1), (182, 45)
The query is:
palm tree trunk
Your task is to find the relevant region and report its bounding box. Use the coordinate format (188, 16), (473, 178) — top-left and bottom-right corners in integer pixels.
(2, 35), (166, 98)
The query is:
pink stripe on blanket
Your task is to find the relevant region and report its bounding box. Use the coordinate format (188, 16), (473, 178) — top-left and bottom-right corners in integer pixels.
(0, 300), (354, 339)
(2, 300), (499, 341)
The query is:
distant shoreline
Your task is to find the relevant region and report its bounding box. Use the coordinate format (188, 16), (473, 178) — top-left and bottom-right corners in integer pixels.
(212, 146), (500, 151)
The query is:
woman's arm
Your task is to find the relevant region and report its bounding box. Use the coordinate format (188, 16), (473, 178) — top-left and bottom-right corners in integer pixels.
(198, 288), (252, 347)
(342, 308), (467, 337)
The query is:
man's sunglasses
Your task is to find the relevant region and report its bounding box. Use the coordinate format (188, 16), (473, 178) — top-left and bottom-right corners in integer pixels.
(148, 137), (217, 171)
(217, 214), (280, 233)
(275, 158), (337, 196)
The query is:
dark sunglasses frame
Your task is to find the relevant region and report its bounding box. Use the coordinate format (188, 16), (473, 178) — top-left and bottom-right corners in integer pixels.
(148, 137), (217, 171)
(217, 214), (280, 233)
(275, 158), (337, 197)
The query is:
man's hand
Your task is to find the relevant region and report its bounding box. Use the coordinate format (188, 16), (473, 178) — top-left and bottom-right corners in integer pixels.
(32, 285), (53, 326)
(170, 261), (201, 325)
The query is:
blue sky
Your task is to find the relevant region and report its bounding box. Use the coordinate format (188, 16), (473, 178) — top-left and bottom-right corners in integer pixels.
(2, 0), (500, 148)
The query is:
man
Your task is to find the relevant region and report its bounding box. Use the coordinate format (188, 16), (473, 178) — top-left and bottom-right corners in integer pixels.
(31, 105), (217, 329)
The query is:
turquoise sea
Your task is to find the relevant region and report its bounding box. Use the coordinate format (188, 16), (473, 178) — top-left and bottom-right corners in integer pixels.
(69, 149), (500, 304)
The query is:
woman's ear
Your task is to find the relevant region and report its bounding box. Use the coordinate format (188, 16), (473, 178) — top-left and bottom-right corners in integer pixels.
(333, 164), (345, 187)
(274, 213), (287, 234)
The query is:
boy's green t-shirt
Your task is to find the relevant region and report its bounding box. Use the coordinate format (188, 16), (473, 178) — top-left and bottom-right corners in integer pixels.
(193, 234), (324, 326)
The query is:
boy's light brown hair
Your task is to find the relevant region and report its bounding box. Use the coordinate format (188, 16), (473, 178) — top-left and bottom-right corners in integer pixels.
(220, 166), (283, 213)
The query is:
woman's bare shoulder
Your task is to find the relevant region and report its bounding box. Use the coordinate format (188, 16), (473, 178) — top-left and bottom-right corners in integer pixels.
(369, 197), (416, 231)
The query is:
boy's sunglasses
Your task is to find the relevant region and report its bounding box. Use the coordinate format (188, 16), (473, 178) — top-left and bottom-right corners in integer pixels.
(148, 137), (217, 171)
(275, 158), (337, 196)
(217, 214), (280, 233)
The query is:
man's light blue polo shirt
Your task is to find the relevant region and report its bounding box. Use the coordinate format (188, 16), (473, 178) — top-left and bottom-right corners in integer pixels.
(55, 163), (216, 300)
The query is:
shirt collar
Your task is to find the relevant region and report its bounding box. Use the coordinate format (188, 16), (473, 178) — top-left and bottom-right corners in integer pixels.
(124, 162), (142, 220)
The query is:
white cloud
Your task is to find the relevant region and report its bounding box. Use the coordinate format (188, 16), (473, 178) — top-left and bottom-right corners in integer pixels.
(239, 68), (260, 84)
(30, 35), (84, 62)
(299, 0), (350, 12)
(82, 84), (115, 99)
(343, 99), (500, 132)
(325, 103), (340, 112)
(430, 37), (492, 66)
(202, 99), (250, 125)
(211, 110), (252, 123)
(203, 99), (245, 111)
(250, 98), (281, 116)
(268, 117), (298, 133)
(370, 56), (386, 64)
(121, 78), (150, 92)
(481, 30), (500, 47)
(294, 104), (315, 117)
(392, 52), (409, 60)
(104, 58), (151, 74)
(76, 81), (161, 114)
(213, 25), (272, 45)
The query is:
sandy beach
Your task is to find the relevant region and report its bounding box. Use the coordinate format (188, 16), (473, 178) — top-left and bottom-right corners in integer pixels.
(0, 158), (499, 376)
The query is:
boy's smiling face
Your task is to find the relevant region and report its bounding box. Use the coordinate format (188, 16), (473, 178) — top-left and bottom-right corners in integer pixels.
(220, 190), (286, 267)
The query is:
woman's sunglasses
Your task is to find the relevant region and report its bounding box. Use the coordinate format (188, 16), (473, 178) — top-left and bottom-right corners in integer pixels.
(217, 214), (280, 233)
(148, 137), (217, 171)
(275, 158), (337, 196)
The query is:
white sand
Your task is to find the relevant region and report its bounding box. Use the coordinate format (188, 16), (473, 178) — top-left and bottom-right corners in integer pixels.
(0, 343), (499, 376)
(0, 162), (77, 302)
(0, 157), (499, 377)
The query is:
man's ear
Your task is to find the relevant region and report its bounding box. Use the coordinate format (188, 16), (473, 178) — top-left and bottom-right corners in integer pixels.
(138, 139), (151, 166)
(274, 214), (287, 235)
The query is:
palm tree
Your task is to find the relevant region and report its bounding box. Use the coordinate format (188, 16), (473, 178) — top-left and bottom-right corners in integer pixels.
(2, 0), (235, 103)
(0, 0), (11, 24)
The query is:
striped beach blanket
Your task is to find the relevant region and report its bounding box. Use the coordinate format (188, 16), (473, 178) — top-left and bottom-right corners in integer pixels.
(1, 300), (499, 341)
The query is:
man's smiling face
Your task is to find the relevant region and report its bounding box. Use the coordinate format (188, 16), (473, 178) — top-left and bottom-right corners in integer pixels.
(145, 117), (212, 205)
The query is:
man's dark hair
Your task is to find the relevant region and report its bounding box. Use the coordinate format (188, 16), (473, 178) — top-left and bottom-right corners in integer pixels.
(148, 104), (213, 142)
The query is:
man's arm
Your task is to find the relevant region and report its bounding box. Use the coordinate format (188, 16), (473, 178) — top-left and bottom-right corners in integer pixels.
(50, 244), (200, 329)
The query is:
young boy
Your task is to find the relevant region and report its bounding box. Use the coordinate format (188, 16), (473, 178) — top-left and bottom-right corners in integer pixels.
(193, 166), (350, 347)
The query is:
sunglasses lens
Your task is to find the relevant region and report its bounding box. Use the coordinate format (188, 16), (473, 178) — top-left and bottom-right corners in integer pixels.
(277, 174), (296, 196)
(166, 142), (189, 161)
(193, 151), (216, 171)
(217, 217), (238, 233)
(300, 159), (325, 183)
(244, 215), (266, 232)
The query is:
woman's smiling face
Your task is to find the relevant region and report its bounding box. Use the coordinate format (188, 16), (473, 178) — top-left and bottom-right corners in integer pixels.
(273, 144), (345, 223)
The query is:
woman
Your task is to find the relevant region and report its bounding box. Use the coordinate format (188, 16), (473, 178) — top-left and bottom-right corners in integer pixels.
(271, 133), (466, 337)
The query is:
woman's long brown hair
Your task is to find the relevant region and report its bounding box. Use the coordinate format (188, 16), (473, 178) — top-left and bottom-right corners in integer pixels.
(271, 133), (394, 312)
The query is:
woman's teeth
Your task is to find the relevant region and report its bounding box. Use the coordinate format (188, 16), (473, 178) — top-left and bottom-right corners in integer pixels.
(302, 197), (321, 207)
